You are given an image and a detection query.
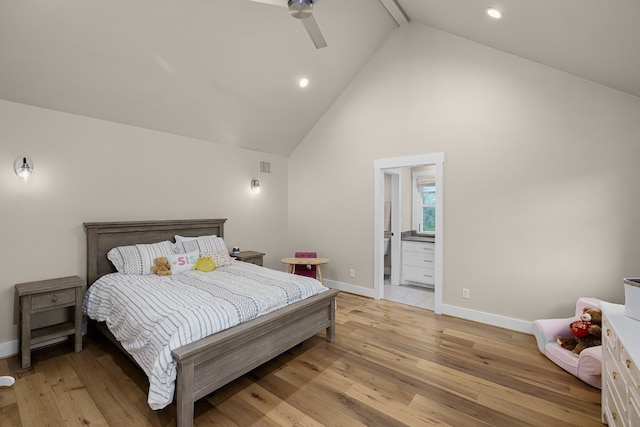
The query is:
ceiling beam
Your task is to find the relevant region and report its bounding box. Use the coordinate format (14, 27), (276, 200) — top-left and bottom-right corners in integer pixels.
(378, 0), (409, 26)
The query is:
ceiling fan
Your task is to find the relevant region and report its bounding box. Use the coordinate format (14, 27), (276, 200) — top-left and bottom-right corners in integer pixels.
(250, 0), (327, 49)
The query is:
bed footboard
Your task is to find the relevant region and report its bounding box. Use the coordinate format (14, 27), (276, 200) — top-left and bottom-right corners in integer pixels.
(172, 288), (338, 427)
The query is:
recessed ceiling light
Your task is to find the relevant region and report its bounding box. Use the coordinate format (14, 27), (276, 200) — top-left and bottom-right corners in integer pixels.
(299, 78), (309, 88)
(486, 8), (503, 19)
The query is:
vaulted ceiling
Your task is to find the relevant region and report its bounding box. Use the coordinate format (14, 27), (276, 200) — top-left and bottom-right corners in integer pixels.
(1, 0), (638, 156)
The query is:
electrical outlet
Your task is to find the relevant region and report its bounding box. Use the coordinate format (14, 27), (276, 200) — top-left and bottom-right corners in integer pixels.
(462, 288), (470, 299)
(349, 269), (355, 278)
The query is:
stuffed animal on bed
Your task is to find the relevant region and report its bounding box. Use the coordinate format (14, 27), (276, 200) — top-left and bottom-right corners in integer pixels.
(556, 307), (602, 355)
(194, 256), (217, 272)
(151, 257), (172, 276)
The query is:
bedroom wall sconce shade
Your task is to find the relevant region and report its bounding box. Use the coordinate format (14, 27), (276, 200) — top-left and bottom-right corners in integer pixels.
(251, 179), (261, 193)
(14, 157), (33, 181)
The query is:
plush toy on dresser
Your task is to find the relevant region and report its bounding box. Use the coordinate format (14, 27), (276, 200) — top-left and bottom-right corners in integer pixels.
(556, 307), (602, 355)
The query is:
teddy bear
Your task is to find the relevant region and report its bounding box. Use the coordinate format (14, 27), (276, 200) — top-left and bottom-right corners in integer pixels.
(556, 307), (602, 355)
(151, 256), (172, 276)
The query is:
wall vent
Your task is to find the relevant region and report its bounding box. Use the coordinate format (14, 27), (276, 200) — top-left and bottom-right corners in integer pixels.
(260, 161), (271, 173)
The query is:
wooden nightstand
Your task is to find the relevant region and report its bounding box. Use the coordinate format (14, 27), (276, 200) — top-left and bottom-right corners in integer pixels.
(231, 251), (265, 266)
(16, 275), (85, 369)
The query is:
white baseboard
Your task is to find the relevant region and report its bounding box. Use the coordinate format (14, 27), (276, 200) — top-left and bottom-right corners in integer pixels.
(324, 280), (534, 334)
(439, 304), (534, 334)
(0, 339), (18, 360)
(324, 279), (377, 299)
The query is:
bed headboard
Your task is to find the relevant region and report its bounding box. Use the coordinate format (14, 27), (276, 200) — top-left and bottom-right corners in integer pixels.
(84, 219), (226, 286)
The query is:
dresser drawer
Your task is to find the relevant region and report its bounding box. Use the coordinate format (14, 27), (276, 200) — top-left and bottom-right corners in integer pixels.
(630, 393), (640, 427)
(31, 288), (76, 312)
(622, 345), (640, 393)
(604, 320), (619, 356)
(605, 385), (627, 427)
(608, 349), (629, 425)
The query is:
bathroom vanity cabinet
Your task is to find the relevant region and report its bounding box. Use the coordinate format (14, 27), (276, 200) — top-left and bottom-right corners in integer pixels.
(401, 240), (435, 286)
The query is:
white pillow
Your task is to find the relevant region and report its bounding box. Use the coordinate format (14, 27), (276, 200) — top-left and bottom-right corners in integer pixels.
(167, 251), (199, 275)
(107, 241), (175, 275)
(174, 234), (216, 242)
(174, 236), (233, 267)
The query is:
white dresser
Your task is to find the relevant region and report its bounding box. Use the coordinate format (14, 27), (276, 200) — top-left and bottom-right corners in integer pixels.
(401, 240), (435, 286)
(601, 302), (640, 426)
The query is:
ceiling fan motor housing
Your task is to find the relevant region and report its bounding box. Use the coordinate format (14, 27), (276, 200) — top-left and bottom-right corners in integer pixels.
(288, 0), (313, 19)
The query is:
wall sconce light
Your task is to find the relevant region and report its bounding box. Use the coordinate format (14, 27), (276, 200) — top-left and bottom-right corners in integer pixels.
(250, 179), (261, 193)
(14, 156), (33, 181)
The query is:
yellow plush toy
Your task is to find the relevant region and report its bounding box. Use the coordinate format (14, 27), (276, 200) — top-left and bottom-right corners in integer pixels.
(151, 257), (172, 276)
(194, 256), (217, 272)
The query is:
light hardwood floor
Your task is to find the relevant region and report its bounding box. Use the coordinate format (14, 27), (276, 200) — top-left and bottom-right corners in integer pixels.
(0, 292), (602, 426)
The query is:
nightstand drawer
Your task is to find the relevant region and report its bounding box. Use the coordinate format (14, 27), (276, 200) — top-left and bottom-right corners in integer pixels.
(31, 289), (76, 312)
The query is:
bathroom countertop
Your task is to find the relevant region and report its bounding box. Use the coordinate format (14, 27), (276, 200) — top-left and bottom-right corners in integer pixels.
(401, 235), (435, 243)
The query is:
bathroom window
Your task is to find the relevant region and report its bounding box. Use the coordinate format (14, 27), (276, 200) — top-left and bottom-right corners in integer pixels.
(413, 172), (436, 234)
(420, 185), (436, 233)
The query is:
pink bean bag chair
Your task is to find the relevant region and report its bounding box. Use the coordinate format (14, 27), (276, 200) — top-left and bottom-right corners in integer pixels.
(532, 297), (602, 389)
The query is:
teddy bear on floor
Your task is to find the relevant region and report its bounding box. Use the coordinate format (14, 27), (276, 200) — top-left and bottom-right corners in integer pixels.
(556, 307), (602, 355)
(151, 256), (172, 276)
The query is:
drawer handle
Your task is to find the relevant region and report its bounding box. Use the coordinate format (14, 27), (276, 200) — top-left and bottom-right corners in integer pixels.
(627, 359), (632, 369)
(52, 294), (57, 302)
(606, 329), (611, 337)
(612, 371), (617, 380)
(612, 412), (617, 420)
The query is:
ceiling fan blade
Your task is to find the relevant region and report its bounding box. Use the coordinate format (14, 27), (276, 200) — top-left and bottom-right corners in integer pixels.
(249, 0), (287, 7)
(301, 15), (327, 49)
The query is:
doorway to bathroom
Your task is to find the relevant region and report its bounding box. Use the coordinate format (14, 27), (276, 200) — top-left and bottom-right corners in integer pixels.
(373, 153), (444, 313)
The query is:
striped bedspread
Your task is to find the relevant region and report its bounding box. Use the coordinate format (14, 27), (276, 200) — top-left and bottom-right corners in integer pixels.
(82, 261), (329, 409)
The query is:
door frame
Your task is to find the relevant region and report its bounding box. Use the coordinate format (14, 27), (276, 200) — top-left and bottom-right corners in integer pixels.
(384, 169), (402, 286)
(373, 152), (445, 313)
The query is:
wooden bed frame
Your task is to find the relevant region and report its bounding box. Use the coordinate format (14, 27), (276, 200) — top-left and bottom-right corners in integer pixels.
(84, 219), (339, 427)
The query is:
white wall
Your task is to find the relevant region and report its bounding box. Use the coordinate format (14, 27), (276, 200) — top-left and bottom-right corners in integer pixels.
(0, 100), (289, 356)
(288, 23), (640, 323)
